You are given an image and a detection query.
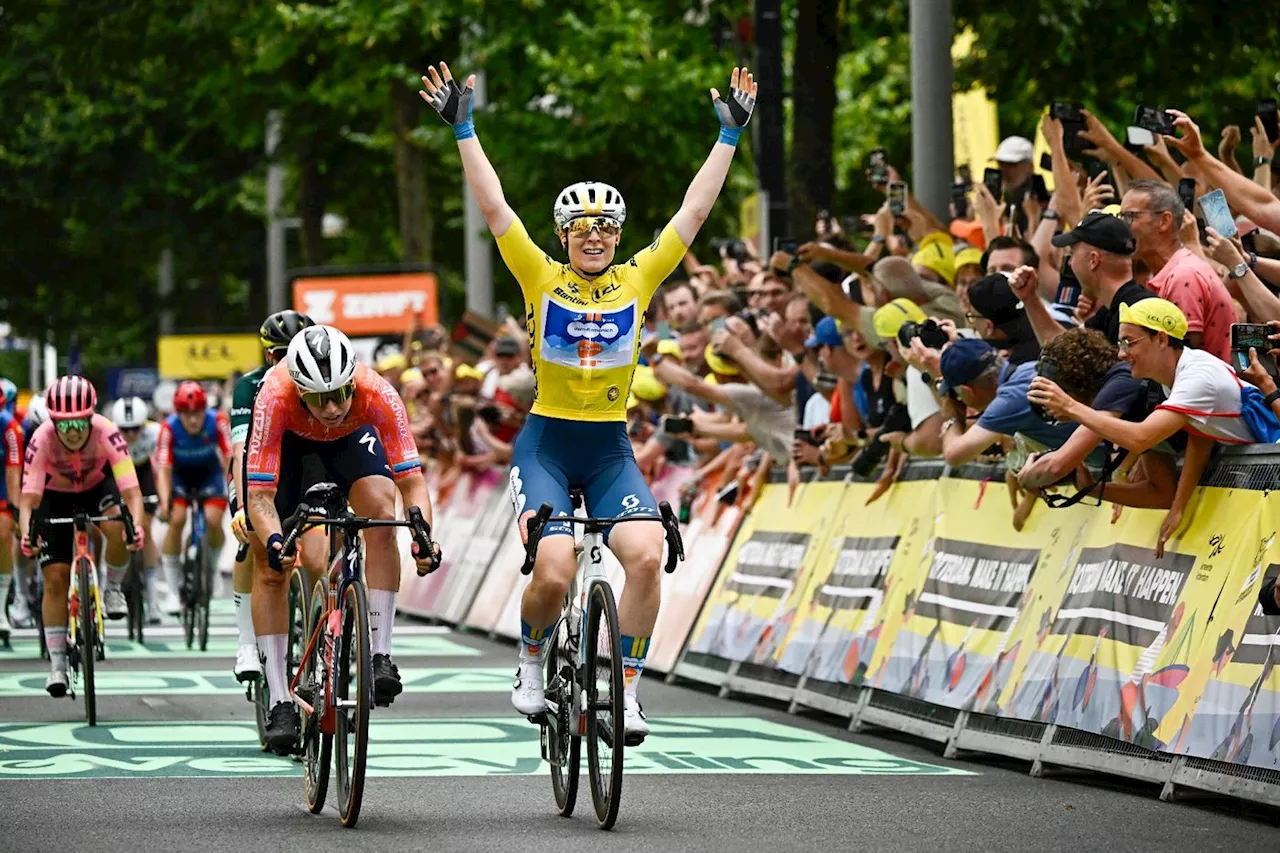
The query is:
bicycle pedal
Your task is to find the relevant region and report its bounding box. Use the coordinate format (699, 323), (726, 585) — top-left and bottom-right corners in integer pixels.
(526, 712), (548, 726)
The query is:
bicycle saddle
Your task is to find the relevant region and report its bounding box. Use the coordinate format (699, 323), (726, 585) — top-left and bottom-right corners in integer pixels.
(304, 482), (344, 511)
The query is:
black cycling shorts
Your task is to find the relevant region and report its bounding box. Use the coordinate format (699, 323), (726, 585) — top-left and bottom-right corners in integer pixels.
(36, 477), (121, 569)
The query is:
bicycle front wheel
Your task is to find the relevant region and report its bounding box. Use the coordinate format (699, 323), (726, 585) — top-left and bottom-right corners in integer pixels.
(125, 553), (145, 645)
(585, 581), (624, 830)
(197, 547), (212, 652)
(334, 581), (371, 828)
(78, 559), (97, 726)
(182, 556), (197, 650)
(302, 579), (331, 814)
(548, 614), (580, 817)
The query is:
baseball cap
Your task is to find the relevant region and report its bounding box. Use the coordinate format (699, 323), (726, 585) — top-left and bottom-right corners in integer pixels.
(954, 247), (985, 272)
(912, 233), (956, 285)
(494, 337), (521, 357)
(1118, 297), (1187, 341)
(966, 273), (1024, 326)
(872, 298), (928, 341)
(805, 316), (843, 349)
(455, 363), (485, 382)
(950, 218), (986, 250)
(704, 343), (740, 376)
(657, 339), (684, 360)
(376, 352), (407, 373)
(630, 365), (667, 402)
(994, 136), (1034, 164)
(940, 338), (998, 394)
(1051, 210), (1137, 255)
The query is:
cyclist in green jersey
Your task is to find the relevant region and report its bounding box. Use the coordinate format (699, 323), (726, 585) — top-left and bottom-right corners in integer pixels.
(227, 310), (323, 681)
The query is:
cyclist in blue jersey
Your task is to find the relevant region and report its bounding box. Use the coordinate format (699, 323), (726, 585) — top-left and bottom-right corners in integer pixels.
(421, 61), (756, 743)
(0, 378), (20, 640)
(154, 380), (232, 617)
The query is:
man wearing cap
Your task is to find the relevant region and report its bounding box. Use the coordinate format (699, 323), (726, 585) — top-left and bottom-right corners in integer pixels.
(966, 272), (1075, 367)
(1122, 179), (1234, 362)
(927, 338), (1103, 470)
(994, 136), (1036, 197)
(871, 298), (945, 458)
(481, 335), (531, 398)
(912, 233), (956, 287)
(954, 247), (985, 294)
(1029, 297), (1272, 555)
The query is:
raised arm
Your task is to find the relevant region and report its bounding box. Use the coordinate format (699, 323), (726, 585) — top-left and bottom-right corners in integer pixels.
(420, 63), (517, 237)
(1168, 110), (1280, 234)
(667, 68), (758, 247)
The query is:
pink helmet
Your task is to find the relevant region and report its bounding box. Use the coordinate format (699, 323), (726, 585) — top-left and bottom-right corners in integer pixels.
(47, 375), (98, 419)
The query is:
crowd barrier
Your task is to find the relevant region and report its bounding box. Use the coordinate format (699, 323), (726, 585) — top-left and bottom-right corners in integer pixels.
(394, 445), (1280, 810)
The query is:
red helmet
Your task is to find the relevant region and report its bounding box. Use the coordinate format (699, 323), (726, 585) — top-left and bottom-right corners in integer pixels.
(173, 381), (208, 413)
(46, 375), (98, 420)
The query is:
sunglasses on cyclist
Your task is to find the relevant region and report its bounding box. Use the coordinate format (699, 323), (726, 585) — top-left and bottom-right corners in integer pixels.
(54, 417), (91, 435)
(565, 216), (622, 237)
(301, 383), (356, 410)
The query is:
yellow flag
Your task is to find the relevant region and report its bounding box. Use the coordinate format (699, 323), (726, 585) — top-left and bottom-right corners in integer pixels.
(951, 30), (999, 185)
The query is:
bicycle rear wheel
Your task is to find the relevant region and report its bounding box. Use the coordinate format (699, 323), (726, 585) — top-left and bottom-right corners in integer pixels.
(197, 546), (212, 652)
(302, 579), (331, 814)
(585, 581), (624, 829)
(182, 554), (197, 650)
(548, 614), (580, 817)
(334, 580), (371, 828)
(78, 559), (97, 726)
(125, 553), (145, 645)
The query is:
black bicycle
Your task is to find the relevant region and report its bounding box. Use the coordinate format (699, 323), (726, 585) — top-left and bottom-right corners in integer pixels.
(522, 493), (683, 830)
(179, 494), (215, 651)
(123, 495), (160, 644)
(278, 482), (439, 828)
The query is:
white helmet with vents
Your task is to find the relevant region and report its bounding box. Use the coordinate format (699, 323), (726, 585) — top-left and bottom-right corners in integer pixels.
(287, 325), (357, 393)
(110, 396), (149, 429)
(553, 181), (627, 230)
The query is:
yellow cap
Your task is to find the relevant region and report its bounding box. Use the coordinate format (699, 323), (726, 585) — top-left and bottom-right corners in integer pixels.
(454, 363), (485, 382)
(872, 298), (928, 341)
(399, 367), (424, 385)
(704, 374), (720, 386)
(1119, 298), (1187, 341)
(954, 247), (984, 271)
(704, 343), (740, 376)
(630, 365), (667, 401)
(657, 339), (683, 359)
(1102, 203), (1122, 217)
(376, 353), (408, 372)
(912, 232), (956, 285)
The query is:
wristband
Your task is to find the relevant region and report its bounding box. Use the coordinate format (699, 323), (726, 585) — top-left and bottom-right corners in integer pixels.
(718, 127), (743, 147)
(1257, 156), (1272, 167)
(1266, 389), (1280, 408)
(454, 121), (475, 142)
(266, 533), (285, 571)
(870, 235), (886, 245)
(1042, 210), (1060, 221)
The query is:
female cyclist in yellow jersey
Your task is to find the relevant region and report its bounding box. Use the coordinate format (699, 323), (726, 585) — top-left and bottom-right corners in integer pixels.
(421, 62), (756, 742)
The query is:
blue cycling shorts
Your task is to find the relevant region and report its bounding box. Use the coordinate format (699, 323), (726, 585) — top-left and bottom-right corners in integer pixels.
(509, 414), (657, 540)
(172, 464), (227, 507)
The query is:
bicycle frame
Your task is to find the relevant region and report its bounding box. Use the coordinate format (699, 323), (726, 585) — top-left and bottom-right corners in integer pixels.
(564, 523), (612, 737)
(64, 514), (104, 662)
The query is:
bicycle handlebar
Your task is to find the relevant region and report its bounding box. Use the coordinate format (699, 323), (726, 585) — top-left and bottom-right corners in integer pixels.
(262, 502), (442, 576)
(41, 500), (140, 549)
(520, 501), (684, 576)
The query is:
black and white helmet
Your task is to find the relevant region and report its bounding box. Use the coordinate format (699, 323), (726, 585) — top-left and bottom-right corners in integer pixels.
(110, 396), (149, 429)
(287, 325), (357, 393)
(553, 181), (627, 230)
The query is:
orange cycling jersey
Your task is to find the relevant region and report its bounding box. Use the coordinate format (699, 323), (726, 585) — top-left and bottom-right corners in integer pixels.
(245, 362), (421, 489)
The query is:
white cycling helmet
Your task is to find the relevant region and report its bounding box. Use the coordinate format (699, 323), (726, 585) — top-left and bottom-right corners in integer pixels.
(110, 396), (149, 429)
(553, 181), (627, 230)
(26, 394), (48, 426)
(287, 324), (357, 394)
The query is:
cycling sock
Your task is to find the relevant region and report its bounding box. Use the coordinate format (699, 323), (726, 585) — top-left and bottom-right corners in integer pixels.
(259, 634), (289, 707)
(46, 626), (67, 667)
(520, 620), (554, 661)
(368, 588), (396, 656)
(0, 573), (10, 620)
(105, 558), (128, 587)
(620, 634), (649, 696)
(161, 554), (181, 597)
(234, 592), (256, 647)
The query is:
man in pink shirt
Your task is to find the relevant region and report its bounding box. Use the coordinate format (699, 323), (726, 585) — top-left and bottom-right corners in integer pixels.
(1121, 179), (1234, 363)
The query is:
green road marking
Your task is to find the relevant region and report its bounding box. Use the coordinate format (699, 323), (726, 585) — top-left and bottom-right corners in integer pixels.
(0, 667), (512, 697)
(0, 635), (479, 660)
(0, 716), (972, 779)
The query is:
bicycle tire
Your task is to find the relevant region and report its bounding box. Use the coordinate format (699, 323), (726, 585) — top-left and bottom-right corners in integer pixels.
(302, 578), (331, 814)
(584, 581), (624, 829)
(125, 553), (145, 645)
(334, 581), (371, 828)
(78, 558), (97, 727)
(548, 614), (580, 817)
(182, 553), (197, 650)
(197, 545), (212, 652)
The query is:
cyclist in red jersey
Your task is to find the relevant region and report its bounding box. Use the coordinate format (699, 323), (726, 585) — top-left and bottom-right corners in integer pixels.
(0, 396), (22, 642)
(17, 376), (144, 696)
(244, 325), (439, 752)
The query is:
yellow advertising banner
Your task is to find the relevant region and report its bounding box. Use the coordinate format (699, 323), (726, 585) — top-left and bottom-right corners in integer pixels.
(951, 29), (1000, 185)
(157, 334), (262, 380)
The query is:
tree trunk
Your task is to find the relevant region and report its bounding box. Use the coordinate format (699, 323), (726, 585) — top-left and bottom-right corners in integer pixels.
(789, 0), (839, 240)
(391, 78), (432, 264)
(297, 139), (327, 267)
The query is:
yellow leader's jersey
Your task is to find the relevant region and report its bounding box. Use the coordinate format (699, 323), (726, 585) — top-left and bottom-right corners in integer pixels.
(496, 216), (687, 423)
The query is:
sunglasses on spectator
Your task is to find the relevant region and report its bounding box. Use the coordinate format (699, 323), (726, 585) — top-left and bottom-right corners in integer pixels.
(565, 216), (621, 237)
(301, 383), (356, 410)
(55, 417), (90, 435)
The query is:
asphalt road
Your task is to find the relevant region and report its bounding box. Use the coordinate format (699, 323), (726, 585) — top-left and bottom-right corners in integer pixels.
(1, 594), (1278, 853)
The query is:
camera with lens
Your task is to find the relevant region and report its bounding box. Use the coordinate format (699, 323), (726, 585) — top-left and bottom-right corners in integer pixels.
(896, 318), (950, 351)
(850, 404), (911, 478)
(1029, 358), (1060, 423)
(710, 237), (750, 263)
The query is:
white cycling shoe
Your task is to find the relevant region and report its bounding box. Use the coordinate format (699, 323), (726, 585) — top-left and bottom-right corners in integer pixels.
(103, 584), (128, 620)
(623, 693), (649, 745)
(46, 668), (69, 698)
(162, 591), (181, 617)
(234, 644), (262, 683)
(512, 658), (548, 716)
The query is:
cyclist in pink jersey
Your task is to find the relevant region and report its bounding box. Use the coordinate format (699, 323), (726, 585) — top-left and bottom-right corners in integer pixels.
(17, 376), (145, 696)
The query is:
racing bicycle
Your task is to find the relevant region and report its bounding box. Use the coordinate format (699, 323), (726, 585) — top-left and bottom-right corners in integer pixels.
(38, 500), (140, 726)
(280, 482), (439, 828)
(521, 492), (683, 830)
(179, 494), (216, 651)
(123, 495), (160, 644)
